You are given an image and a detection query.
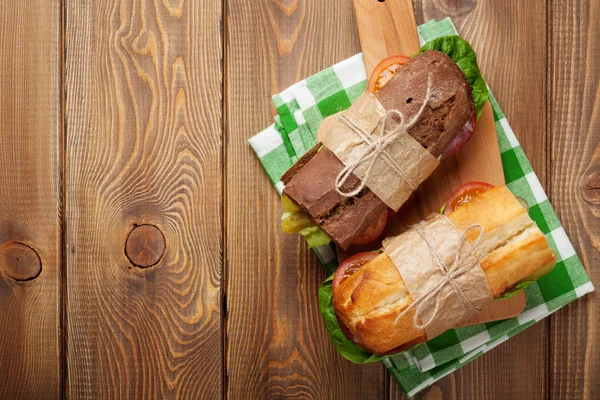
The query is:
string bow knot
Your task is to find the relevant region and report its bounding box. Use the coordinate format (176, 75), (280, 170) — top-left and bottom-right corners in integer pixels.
(335, 74), (433, 197)
(393, 220), (502, 332)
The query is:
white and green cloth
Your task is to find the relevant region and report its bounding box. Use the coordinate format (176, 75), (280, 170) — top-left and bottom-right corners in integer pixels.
(248, 18), (594, 397)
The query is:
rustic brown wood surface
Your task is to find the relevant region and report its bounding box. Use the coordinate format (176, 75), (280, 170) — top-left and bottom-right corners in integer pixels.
(64, 0), (224, 398)
(548, 0), (599, 398)
(0, 0), (598, 399)
(0, 1), (62, 398)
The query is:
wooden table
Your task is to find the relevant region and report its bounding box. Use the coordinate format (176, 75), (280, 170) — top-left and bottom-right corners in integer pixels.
(0, 0), (597, 398)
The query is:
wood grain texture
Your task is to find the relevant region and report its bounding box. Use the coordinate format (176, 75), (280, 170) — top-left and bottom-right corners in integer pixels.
(399, 1), (551, 398)
(0, 1), (596, 399)
(548, 0), (600, 398)
(64, 0), (223, 397)
(0, 1), (62, 398)
(225, 0), (385, 398)
(353, 0), (419, 73)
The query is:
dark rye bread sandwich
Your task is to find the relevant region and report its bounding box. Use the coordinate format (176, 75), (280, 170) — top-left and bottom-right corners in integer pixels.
(281, 146), (388, 250)
(281, 37), (487, 250)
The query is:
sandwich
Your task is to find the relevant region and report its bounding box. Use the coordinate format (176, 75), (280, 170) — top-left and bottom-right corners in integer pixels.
(319, 183), (556, 360)
(281, 36), (489, 250)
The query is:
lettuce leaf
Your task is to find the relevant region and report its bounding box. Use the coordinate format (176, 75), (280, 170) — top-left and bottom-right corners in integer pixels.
(299, 226), (331, 248)
(420, 36), (489, 119)
(318, 274), (387, 364)
(495, 280), (534, 300)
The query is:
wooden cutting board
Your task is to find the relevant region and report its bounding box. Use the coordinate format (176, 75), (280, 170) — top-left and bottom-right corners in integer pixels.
(333, 0), (526, 324)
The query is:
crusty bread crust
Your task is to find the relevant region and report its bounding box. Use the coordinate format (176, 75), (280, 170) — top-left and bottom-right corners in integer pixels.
(333, 186), (556, 354)
(282, 146), (387, 249)
(281, 144), (321, 185)
(376, 50), (475, 157)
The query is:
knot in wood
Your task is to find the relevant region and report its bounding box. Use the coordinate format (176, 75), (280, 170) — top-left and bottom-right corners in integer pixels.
(582, 171), (600, 204)
(433, 0), (477, 16)
(0, 242), (42, 281)
(125, 225), (166, 268)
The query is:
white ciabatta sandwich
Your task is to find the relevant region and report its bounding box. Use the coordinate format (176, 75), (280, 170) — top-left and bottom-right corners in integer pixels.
(319, 183), (556, 360)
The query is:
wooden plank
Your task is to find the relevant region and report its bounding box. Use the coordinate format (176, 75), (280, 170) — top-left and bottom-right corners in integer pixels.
(64, 1), (223, 397)
(390, 1), (549, 398)
(225, 0), (385, 398)
(548, 0), (599, 398)
(0, 1), (62, 398)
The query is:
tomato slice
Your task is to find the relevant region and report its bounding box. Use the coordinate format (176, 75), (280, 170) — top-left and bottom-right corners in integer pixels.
(440, 112), (477, 160)
(367, 55), (410, 93)
(332, 252), (379, 293)
(443, 182), (495, 215)
(351, 209), (388, 245)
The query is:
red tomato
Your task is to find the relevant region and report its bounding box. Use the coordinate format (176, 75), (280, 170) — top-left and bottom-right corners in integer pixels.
(440, 112), (477, 160)
(352, 209), (388, 245)
(444, 182), (494, 215)
(332, 252), (379, 293)
(367, 55), (410, 93)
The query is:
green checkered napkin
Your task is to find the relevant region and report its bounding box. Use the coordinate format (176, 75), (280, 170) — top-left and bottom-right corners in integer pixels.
(249, 18), (594, 397)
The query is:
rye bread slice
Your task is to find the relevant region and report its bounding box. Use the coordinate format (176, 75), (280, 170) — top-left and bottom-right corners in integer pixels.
(281, 144), (321, 185)
(282, 146), (387, 250)
(376, 50), (475, 157)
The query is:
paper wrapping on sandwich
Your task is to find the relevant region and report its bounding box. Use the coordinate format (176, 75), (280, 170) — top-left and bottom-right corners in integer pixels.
(382, 214), (492, 339)
(321, 92), (439, 211)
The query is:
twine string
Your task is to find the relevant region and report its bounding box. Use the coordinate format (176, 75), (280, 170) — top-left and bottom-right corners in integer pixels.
(334, 74), (433, 197)
(393, 221), (503, 332)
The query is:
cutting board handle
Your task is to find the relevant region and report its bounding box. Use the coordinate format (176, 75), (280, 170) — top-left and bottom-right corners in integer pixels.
(353, 0), (421, 74)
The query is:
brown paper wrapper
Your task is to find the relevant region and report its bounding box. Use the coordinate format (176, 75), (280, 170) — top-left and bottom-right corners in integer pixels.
(321, 92), (439, 211)
(382, 214), (493, 339)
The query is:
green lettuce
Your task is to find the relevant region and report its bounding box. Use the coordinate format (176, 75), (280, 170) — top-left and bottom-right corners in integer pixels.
(318, 274), (387, 364)
(420, 36), (489, 119)
(495, 280), (534, 300)
(299, 226), (331, 248)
